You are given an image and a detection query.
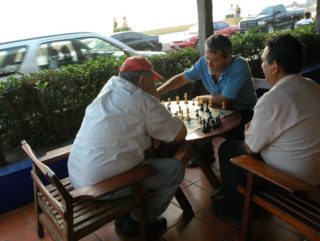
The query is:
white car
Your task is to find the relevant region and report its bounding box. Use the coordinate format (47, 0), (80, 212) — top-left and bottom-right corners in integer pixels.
(0, 32), (163, 79)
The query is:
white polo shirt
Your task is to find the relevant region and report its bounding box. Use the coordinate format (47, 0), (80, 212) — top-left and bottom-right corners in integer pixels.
(245, 74), (320, 185)
(68, 76), (184, 188)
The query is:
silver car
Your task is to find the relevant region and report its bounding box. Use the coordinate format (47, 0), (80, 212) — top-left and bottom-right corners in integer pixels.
(0, 32), (163, 79)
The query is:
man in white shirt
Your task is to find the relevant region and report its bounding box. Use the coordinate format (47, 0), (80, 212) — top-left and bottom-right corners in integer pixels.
(213, 34), (320, 221)
(68, 56), (187, 237)
(296, 11), (313, 27)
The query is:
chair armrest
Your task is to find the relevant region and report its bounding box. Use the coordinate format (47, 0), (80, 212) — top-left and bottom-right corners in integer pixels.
(231, 155), (320, 194)
(70, 165), (158, 201)
(38, 144), (72, 164)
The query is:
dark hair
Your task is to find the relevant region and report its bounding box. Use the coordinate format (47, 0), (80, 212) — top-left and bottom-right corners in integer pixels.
(119, 70), (150, 84)
(265, 34), (303, 74)
(304, 11), (311, 19)
(205, 35), (232, 58)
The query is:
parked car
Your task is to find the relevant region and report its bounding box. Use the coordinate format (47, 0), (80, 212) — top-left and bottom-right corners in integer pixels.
(170, 21), (238, 50)
(239, 4), (304, 33)
(110, 31), (162, 51)
(0, 32), (163, 79)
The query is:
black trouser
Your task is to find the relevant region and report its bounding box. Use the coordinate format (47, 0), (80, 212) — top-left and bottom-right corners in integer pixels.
(218, 139), (249, 209)
(218, 139), (282, 211)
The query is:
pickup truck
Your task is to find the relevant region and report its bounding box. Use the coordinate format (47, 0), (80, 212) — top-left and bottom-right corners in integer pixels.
(239, 4), (304, 33)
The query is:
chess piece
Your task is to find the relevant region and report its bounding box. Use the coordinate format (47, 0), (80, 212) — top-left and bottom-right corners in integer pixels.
(184, 93), (188, 104)
(200, 103), (204, 112)
(192, 99), (195, 105)
(176, 96), (180, 105)
(180, 109), (184, 120)
(196, 109), (199, 118)
(186, 107), (191, 121)
(205, 100), (210, 113)
(221, 101), (226, 109)
(207, 111), (213, 121)
(168, 97), (171, 103)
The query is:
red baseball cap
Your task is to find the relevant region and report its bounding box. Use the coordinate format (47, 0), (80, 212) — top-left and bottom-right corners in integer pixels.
(119, 56), (163, 81)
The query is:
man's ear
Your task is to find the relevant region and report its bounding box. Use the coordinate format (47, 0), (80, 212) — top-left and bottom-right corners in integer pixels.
(271, 60), (279, 75)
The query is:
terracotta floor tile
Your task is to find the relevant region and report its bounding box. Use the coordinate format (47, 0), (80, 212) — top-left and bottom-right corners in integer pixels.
(162, 217), (226, 241)
(231, 217), (303, 241)
(184, 167), (206, 183)
(22, 203), (36, 228)
(173, 184), (212, 213)
(194, 176), (214, 192)
(196, 206), (240, 236)
(95, 221), (164, 241)
(0, 208), (33, 240)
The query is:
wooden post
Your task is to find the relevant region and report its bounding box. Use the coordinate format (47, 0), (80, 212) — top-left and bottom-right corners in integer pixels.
(197, 0), (213, 55)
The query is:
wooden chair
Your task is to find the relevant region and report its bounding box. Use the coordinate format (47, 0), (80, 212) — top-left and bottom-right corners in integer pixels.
(22, 140), (157, 241)
(231, 155), (320, 241)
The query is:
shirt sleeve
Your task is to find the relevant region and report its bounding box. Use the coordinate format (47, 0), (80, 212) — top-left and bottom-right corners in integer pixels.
(184, 57), (205, 83)
(144, 99), (185, 142)
(221, 58), (252, 99)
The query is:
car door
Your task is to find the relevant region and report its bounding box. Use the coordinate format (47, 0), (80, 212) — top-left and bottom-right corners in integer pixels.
(273, 5), (288, 30)
(121, 32), (143, 50)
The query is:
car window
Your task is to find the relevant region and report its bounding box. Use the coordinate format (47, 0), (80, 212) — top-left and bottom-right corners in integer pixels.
(36, 41), (79, 70)
(215, 22), (229, 30)
(0, 46), (27, 77)
(78, 37), (126, 58)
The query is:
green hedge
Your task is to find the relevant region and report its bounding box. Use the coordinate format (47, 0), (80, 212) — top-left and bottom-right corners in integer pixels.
(0, 26), (319, 165)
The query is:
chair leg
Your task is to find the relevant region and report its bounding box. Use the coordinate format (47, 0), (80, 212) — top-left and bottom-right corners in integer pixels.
(240, 173), (255, 241)
(35, 203), (44, 238)
(175, 187), (194, 217)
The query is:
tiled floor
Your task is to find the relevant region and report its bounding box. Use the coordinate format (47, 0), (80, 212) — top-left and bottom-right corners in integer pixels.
(0, 138), (307, 241)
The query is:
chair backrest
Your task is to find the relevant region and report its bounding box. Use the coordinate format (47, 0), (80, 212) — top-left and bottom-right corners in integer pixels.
(21, 140), (70, 215)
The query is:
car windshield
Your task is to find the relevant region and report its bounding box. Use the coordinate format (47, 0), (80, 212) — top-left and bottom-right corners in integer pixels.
(259, 6), (273, 15)
(84, 38), (126, 57)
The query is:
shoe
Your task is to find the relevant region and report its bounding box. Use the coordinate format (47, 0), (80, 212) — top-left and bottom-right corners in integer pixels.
(210, 186), (223, 200)
(148, 217), (167, 238)
(114, 213), (131, 229)
(115, 215), (167, 238)
(187, 158), (199, 167)
(212, 199), (242, 222)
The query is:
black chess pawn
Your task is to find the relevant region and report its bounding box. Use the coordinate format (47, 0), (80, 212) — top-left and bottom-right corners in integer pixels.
(210, 118), (217, 129)
(216, 115), (222, 127)
(179, 105), (182, 113)
(202, 119), (211, 133)
(196, 109), (199, 118)
(205, 100), (210, 113)
(207, 111), (213, 122)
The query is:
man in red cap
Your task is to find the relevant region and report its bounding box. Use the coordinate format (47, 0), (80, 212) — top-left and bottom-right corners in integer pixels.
(68, 56), (187, 238)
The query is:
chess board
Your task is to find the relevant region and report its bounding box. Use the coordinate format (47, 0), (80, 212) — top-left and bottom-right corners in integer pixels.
(163, 100), (234, 134)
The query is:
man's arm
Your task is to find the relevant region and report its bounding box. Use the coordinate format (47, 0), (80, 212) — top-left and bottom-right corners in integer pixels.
(157, 73), (189, 96)
(173, 124), (187, 143)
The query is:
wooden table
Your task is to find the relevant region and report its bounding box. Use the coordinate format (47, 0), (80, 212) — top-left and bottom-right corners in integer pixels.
(164, 100), (242, 189)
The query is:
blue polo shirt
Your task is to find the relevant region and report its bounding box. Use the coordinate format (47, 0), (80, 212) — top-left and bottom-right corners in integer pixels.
(184, 56), (257, 111)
